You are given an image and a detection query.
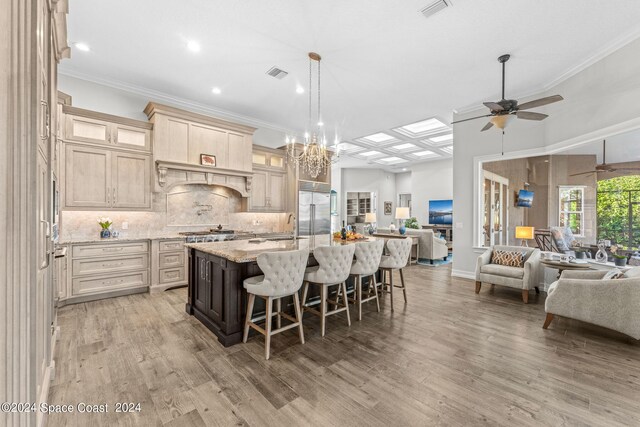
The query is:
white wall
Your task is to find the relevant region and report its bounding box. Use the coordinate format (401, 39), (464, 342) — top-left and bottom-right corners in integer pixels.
(452, 37), (640, 278)
(410, 159), (454, 226)
(395, 171), (411, 194)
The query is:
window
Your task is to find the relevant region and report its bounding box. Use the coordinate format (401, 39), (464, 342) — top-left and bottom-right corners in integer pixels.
(559, 186), (584, 236)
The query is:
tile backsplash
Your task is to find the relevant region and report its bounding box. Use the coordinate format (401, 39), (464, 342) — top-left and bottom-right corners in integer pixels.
(60, 184), (293, 241)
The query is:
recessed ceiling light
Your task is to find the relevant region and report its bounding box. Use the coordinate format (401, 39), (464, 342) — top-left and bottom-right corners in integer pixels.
(296, 86), (304, 94)
(317, 121), (324, 127)
(187, 40), (201, 53)
(395, 118), (450, 137)
(429, 134), (453, 144)
(74, 42), (90, 52)
(402, 168), (407, 171)
(362, 133), (395, 143)
(393, 143), (417, 150)
(379, 157), (404, 163)
(360, 151), (382, 157)
(211, 87), (221, 95)
(414, 150), (438, 158)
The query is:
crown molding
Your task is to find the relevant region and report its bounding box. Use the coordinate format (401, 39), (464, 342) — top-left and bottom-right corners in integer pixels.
(58, 69), (294, 135)
(453, 27), (640, 117)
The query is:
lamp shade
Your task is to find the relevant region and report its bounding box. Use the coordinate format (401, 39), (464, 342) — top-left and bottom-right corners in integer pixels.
(515, 226), (534, 240)
(395, 207), (410, 220)
(365, 212), (377, 223)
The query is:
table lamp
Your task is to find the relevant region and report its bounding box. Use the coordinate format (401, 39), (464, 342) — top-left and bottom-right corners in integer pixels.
(365, 212), (377, 235)
(515, 226), (535, 247)
(395, 207), (410, 235)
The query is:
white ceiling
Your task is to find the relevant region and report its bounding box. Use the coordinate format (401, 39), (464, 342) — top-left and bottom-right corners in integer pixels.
(61, 0), (640, 169)
(561, 129), (640, 164)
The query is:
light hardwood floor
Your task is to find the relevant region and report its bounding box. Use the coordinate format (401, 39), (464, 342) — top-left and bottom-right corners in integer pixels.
(47, 265), (640, 427)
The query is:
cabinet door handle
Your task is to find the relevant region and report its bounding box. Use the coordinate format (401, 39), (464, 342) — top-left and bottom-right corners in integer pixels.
(205, 261), (210, 281)
(113, 187), (117, 204)
(107, 187), (110, 205)
(41, 100), (50, 140)
(200, 259), (205, 279)
(103, 262), (124, 268)
(102, 247), (124, 252)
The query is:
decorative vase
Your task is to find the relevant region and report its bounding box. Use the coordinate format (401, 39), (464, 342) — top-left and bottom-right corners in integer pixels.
(399, 224), (406, 235)
(614, 257), (627, 267)
(368, 225), (375, 235)
(575, 251), (586, 260)
(100, 228), (111, 239)
(389, 224), (396, 233)
(595, 241), (608, 263)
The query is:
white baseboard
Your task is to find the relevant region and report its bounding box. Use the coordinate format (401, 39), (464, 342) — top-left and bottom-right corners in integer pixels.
(451, 269), (475, 280)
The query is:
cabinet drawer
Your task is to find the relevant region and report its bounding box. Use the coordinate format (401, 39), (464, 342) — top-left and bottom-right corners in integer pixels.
(159, 267), (185, 284)
(72, 270), (148, 296)
(159, 252), (184, 268)
(159, 240), (184, 252)
(72, 241), (149, 258)
(72, 254), (148, 277)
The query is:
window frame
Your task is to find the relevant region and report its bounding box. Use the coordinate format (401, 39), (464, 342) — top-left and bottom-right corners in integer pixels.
(558, 185), (585, 237)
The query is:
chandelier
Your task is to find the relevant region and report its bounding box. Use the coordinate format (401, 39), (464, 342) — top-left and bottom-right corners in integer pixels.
(285, 52), (339, 179)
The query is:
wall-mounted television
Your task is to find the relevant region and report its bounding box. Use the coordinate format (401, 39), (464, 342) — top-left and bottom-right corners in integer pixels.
(516, 190), (534, 208)
(429, 199), (453, 225)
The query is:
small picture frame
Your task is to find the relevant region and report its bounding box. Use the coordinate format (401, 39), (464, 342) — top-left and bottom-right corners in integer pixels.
(384, 201), (392, 215)
(200, 154), (216, 167)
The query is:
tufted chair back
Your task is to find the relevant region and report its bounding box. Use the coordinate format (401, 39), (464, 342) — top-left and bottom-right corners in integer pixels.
(308, 244), (356, 285)
(379, 237), (412, 269)
(350, 239), (385, 276)
(255, 248), (309, 298)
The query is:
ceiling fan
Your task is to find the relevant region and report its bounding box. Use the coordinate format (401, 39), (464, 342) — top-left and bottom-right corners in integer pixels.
(571, 140), (640, 176)
(452, 54), (564, 132)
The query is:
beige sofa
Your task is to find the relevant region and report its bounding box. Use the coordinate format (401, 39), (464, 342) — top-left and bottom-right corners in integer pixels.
(475, 245), (540, 303)
(543, 269), (640, 339)
(377, 228), (449, 263)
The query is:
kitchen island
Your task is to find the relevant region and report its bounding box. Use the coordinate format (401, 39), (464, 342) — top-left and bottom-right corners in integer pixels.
(185, 235), (380, 346)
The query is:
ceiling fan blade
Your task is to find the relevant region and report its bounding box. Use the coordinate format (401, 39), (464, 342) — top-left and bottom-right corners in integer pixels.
(451, 114), (492, 125)
(610, 168), (640, 172)
(481, 122), (494, 132)
(517, 95), (564, 111)
(570, 170), (597, 177)
(516, 111), (548, 121)
(483, 102), (504, 111)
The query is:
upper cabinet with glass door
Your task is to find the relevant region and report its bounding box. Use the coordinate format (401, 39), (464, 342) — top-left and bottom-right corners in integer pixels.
(252, 145), (285, 170)
(63, 105), (152, 152)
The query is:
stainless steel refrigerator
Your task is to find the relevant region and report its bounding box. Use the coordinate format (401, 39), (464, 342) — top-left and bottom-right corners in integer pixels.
(297, 181), (331, 236)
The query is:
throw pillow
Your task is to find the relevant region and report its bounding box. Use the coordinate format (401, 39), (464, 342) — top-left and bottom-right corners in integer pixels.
(550, 227), (570, 251)
(603, 268), (624, 280)
(491, 250), (524, 268)
(623, 266), (640, 278)
(562, 227), (576, 247)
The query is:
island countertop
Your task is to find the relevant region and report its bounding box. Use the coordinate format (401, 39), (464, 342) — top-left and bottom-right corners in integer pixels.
(185, 234), (381, 263)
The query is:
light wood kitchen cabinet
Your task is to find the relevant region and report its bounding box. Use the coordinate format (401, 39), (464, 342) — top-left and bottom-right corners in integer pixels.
(150, 239), (188, 292)
(63, 105), (152, 152)
(63, 143), (151, 210)
(247, 169), (287, 212)
(189, 123), (228, 166)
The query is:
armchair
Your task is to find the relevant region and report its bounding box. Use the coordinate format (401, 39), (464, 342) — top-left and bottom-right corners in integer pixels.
(475, 245), (540, 303)
(406, 229), (448, 263)
(543, 270), (640, 339)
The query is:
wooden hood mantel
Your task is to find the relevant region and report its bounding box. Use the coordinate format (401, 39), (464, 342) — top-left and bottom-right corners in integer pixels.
(156, 160), (252, 196)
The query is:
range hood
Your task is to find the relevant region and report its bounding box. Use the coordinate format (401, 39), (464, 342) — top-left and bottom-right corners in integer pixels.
(156, 160), (252, 197)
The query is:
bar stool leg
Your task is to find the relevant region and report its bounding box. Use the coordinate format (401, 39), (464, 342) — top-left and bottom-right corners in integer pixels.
(372, 274), (380, 312)
(293, 293), (305, 344)
(357, 275), (363, 321)
(276, 297), (282, 329)
(399, 268), (407, 303)
(389, 270), (394, 311)
(301, 281), (309, 307)
(243, 293), (255, 343)
(320, 285), (327, 337)
(334, 284), (341, 311)
(342, 281), (351, 326)
(265, 296), (273, 360)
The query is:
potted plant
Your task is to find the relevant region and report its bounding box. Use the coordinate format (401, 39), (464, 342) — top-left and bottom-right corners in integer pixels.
(98, 217), (112, 239)
(404, 217), (420, 230)
(574, 247), (590, 259)
(610, 245), (627, 267)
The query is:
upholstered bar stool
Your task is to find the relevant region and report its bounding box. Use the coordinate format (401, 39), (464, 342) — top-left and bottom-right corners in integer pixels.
(302, 244), (356, 336)
(243, 248), (309, 360)
(349, 239), (385, 321)
(379, 237), (412, 311)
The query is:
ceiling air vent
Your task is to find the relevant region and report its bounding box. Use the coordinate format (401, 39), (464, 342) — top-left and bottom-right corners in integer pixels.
(420, 0), (450, 19)
(266, 67), (289, 79)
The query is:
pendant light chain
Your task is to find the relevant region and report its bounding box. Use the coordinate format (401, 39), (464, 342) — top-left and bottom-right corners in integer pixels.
(317, 57), (321, 128)
(308, 56), (312, 137)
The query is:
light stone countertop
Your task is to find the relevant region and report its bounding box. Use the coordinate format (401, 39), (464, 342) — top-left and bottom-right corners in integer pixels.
(58, 231), (293, 245)
(185, 234), (379, 263)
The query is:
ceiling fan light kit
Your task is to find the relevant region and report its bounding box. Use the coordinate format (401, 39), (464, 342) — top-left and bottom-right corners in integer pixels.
(452, 53), (564, 132)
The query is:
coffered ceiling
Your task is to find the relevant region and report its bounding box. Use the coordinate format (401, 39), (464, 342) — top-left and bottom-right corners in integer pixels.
(60, 0), (640, 169)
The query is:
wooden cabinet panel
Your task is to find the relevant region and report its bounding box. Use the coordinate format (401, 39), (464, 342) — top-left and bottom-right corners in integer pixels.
(208, 258), (224, 325)
(72, 270), (148, 296)
(159, 240), (184, 252)
(248, 170), (268, 210)
(72, 253), (148, 276)
(164, 118), (189, 161)
(193, 253), (208, 313)
(66, 115), (110, 145)
(159, 267), (185, 284)
(64, 144), (110, 208)
(189, 124), (228, 167)
(111, 152), (151, 209)
(113, 123), (150, 151)
(159, 251), (184, 268)
(72, 241), (148, 258)
(269, 171), (286, 212)
(228, 132), (251, 172)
